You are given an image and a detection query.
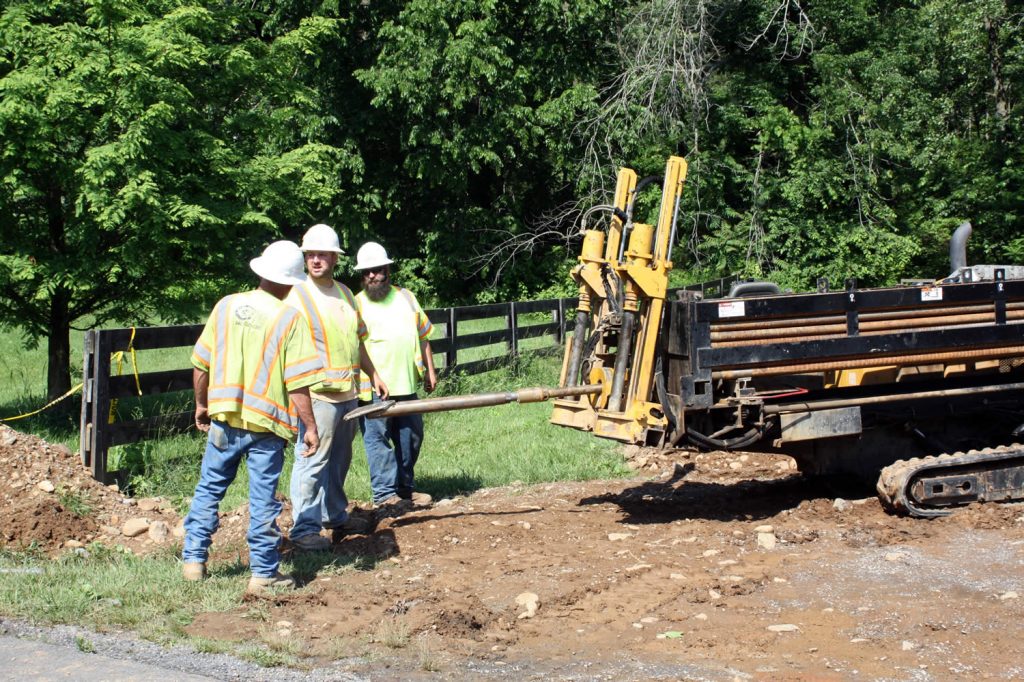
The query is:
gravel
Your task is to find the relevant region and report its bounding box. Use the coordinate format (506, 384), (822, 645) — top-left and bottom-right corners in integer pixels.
(0, 617), (367, 681)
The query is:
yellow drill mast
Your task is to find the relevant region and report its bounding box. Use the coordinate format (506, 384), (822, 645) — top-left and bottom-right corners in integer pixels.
(551, 156), (688, 445)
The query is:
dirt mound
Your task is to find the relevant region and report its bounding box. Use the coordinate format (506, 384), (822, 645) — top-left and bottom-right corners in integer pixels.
(0, 424), (186, 555)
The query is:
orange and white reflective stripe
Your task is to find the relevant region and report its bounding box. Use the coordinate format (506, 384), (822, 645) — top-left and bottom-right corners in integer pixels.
(293, 285), (334, 369)
(292, 282), (362, 385)
(249, 307), (320, 394)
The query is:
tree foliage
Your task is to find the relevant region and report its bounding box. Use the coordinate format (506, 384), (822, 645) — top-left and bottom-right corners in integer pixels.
(0, 0), (348, 396)
(1, 0), (1022, 397)
(352, 0), (618, 302)
(582, 0), (1023, 291)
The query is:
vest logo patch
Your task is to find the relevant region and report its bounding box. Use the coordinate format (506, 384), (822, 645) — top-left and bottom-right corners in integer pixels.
(234, 304), (263, 329)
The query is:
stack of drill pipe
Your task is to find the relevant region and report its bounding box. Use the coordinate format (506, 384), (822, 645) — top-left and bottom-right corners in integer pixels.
(707, 301), (1024, 380)
(713, 345), (1024, 380)
(710, 303), (1024, 347)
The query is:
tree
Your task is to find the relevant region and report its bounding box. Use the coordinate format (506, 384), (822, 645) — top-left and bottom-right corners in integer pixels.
(353, 0), (620, 302)
(576, 0), (1023, 290)
(0, 0), (351, 398)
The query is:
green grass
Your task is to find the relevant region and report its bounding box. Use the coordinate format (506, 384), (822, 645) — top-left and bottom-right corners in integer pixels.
(100, 349), (625, 514)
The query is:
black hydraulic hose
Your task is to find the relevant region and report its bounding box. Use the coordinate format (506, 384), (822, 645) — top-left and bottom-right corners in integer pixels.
(608, 310), (636, 412)
(631, 175), (663, 202)
(656, 364), (692, 448)
(617, 174), (663, 264)
(654, 361), (676, 429)
(604, 271), (622, 315)
(685, 425), (764, 451)
(565, 310), (590, 387)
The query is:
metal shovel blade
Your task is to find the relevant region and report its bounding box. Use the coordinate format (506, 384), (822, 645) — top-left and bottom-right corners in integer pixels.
(344, 400), (396, 421)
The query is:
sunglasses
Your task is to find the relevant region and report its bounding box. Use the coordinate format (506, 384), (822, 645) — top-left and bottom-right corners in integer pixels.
(362, 266), (388, 276)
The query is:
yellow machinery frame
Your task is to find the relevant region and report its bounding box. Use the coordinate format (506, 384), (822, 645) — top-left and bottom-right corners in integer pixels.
(551, 156), (688, 444)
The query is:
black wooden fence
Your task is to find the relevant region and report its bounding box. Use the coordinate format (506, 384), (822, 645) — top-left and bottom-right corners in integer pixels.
(79, 297), (574, 483)
(79, 276), (737, 482)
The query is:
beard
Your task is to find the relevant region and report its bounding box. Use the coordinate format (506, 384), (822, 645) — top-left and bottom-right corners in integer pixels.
(366, 279), (391, 302)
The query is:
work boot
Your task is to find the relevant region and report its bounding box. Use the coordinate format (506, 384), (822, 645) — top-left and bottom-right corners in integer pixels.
(330, 515), (372, 543)
(408, 491), (433, 507)
(182, 562), (207, 581)
(246, 571), (296, 595)
(291, 533), (331, 552)
(374, 495), (413, 519)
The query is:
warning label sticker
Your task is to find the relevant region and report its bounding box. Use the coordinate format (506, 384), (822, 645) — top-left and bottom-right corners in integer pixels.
(718, 300), (746, 318)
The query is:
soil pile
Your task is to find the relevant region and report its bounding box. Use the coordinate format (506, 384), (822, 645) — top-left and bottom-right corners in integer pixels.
(0, 424), (187, 555)
(4, 422), (1024, 679)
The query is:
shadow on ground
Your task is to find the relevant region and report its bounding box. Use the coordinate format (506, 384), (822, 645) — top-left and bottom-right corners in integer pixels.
(579, 462), (873, 523)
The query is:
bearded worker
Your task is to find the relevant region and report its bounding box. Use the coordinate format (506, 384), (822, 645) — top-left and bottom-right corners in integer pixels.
(286, 224), (388, 551)
(354, 242), (438, 512)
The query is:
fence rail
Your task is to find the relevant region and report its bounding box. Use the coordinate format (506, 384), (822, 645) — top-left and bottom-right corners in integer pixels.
(78, 276), (738, 482)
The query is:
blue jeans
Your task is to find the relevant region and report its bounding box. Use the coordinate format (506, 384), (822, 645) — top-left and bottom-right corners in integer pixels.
(360, 393), (424, 504)
(183, 420), (285, 578)
(289, 397), (357, 540)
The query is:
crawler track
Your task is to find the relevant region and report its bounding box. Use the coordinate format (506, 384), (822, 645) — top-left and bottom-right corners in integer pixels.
(877, 445), (1024, 517)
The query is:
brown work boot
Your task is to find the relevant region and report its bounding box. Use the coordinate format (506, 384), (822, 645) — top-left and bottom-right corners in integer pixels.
(246, 571), (296, 595)
(291, 533), (331, 552)
(330, 514), (372, 542)
(182, 562), (207, 581)
(374, 495), (413, 518)
(408, 491), (433, 507)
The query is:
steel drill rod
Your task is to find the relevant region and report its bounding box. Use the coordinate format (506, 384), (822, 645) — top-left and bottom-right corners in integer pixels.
(352, 384), (603, 420)
(712, 345), (1024, 380)
(711, 309), (1024, 344)
(710, 301), (1024, 333)
(763, 381), (1024, 414)
(608, 310), (636, 412)
(711, 319), (1024, 348)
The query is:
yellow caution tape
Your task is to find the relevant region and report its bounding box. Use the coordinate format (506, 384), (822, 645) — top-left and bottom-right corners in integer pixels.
(0, 382), (84, 422)
(1, 327), (142, 424)
(109, 327), (142, 423)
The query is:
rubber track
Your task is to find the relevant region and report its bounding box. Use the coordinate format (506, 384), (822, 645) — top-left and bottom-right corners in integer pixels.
(876, 444), (1024, 518)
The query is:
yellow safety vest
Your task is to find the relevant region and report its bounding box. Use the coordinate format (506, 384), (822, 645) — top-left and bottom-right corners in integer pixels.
(192, 289), (323, 440)
(356, 286), (432, 400)
(286, 280), (365, 395)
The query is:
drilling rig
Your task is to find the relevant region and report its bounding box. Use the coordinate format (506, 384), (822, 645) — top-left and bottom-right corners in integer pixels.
(351, 156), (1024, 517)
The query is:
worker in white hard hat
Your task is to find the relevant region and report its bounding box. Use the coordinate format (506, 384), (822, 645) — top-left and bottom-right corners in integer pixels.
(183, 240), (324, 594)
(284, 224), (388, 551)
(353, 241), (438, 513)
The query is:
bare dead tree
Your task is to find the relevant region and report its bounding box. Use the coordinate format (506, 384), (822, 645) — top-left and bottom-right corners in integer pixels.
(743, 0), (815, 60)
(467, 198), (590, 283)
(746, 144), (769, 269)
(468, 0), (724, 283)
(578, 0), (720, 183)
(468, 0), (817, 286)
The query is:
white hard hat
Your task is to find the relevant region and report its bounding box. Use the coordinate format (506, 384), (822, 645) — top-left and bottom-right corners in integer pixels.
(249, 240), (307, 286)
(300, 223), (343, 253)
(354, 242), (394, 270)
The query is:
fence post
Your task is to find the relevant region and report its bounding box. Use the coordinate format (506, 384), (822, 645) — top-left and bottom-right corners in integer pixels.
(89, 331), (112, 483)
(556, 298), (566, 345)
(446, 307), (457, 371)
(79, 330), (95, 468)
(508, 301), (518, 355)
